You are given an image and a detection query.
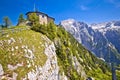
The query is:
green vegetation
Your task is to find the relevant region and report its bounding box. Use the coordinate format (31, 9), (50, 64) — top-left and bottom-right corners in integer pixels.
(0, 28), (47, 79)
(28, 13), (39, 26)
(0, 25), (4, 29)
(2, 16), (12, 28)
(31, 22), (112, 79)
(116, 70), (120, 79)
(18, 13), (25, 23)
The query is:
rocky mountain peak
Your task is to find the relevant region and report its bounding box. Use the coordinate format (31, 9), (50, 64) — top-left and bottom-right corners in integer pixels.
(60, 19), (120, 64)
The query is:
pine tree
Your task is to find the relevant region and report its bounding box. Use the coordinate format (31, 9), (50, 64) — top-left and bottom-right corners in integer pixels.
(3, 16), (12, 28)
(18, 13), (25, 23)
(28, 13), (39, 26)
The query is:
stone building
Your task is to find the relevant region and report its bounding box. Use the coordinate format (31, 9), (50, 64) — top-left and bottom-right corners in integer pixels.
(26, 11), (55, 25)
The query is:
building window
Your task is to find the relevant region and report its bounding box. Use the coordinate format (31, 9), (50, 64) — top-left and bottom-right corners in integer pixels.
(42, 15), (44, 18)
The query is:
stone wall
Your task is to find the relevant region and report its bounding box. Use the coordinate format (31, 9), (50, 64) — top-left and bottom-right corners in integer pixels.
(39, 15), (48, 24)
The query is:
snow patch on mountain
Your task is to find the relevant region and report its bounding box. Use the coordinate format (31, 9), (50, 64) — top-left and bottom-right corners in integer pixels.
(90, 21), (120, 34)
(60, 19), (120, 64)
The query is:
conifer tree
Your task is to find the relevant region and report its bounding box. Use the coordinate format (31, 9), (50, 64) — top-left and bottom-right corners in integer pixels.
(3, 16), (12, 28)
(28, 13), (39, 26)
(18, 13), (25, 23)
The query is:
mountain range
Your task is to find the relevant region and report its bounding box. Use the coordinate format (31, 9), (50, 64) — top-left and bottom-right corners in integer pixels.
(60, 19), (120, 65)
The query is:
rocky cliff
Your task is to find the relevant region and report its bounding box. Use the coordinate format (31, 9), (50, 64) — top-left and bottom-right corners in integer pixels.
(0, 29), (60, 80)
(60, 19), (120, 64)
(0, 24), (114, 80)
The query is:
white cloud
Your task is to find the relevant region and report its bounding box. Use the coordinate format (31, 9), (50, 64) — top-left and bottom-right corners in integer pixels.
(80, 5), (89, 11)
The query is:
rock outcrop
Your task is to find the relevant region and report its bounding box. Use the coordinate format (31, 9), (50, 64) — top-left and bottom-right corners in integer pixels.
(27, 37), (59, 80)
(0, 30), (60, 80)
(0, 64), (4, 77)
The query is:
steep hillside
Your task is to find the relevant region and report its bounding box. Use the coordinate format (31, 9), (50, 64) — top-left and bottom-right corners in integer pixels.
(0, 24), (115, 80)
(31, 23), (112, 79)
(0, 27), (59, 80)
(60, 19), (120, 65)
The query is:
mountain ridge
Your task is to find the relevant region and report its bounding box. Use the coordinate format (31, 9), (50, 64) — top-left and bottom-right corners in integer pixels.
(60, 19), (120, 64)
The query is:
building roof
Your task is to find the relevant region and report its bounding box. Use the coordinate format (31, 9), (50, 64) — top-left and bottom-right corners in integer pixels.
(26, 11), (55, 20)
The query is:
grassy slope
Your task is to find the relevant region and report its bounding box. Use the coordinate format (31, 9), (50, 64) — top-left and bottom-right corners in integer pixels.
(0, 28), (47, 79)
(31, 23), (112, 80)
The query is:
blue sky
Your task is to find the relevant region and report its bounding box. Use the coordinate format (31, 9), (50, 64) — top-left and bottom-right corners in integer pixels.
(0, 0), (120, 25)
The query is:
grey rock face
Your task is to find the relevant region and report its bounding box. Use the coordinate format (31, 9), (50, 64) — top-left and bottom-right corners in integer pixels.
(0, 64), (4, 76)
(27, 37), (59, 80)
(0, 35), (67, 80)
(60, 19), (120, 64)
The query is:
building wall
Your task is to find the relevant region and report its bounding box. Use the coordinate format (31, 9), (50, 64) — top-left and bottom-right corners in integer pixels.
(39, 14), (48, 24)
(47, 17), (54, 23)
(27, 12), (54, 25)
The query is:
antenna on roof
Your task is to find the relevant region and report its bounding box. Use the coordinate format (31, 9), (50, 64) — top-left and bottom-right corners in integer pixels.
(34, 3), (36, 12)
